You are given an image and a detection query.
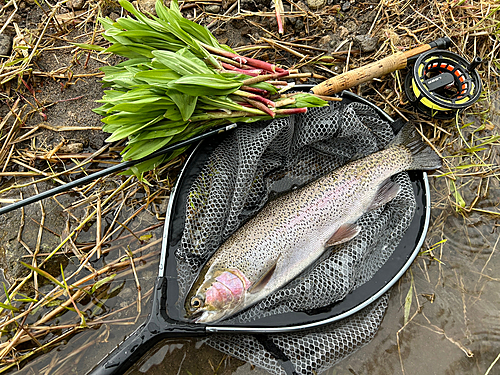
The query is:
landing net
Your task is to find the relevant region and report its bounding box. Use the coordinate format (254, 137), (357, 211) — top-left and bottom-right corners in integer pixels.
(175, 99), (416, 374)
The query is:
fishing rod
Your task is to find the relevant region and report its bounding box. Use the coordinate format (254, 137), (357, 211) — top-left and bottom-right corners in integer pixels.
(312, 37), (452, 96)
(0, 37), (451, 215)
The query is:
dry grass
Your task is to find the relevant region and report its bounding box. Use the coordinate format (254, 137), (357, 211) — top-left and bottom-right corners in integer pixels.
(0, 0), (499, 373)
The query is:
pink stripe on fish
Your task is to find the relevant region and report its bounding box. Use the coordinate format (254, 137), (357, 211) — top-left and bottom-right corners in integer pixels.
(205, 282), (233, 307)
(205, 270), (251, 307)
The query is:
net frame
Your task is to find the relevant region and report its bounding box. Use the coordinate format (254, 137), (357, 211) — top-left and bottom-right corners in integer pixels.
(167, 90), (427, 374)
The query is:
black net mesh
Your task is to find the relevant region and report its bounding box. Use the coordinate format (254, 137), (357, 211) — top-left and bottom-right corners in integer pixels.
(174, 100), (416, 374)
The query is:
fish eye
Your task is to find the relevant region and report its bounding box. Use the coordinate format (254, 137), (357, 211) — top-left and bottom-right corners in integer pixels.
(190, 296), (204, 309)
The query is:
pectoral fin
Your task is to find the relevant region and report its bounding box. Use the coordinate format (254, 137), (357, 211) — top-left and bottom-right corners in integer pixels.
(368, 178), (400, 210)
(248, 261), (278, 294)
(326, 223), (360, 247)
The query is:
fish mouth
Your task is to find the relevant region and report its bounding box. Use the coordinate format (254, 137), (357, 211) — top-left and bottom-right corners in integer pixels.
(185, 307), (204, 323)
(190, 308), (230, 324)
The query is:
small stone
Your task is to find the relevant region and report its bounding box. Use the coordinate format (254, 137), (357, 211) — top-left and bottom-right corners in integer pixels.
(134, 0), (157, 15)
(205, 5), (221, 13)
(59, 142), (84, 153)
(108, 12), (120, 21)
(67, 0), (85, 9)
(338, 25), (349, 39)
(307, 0), (326, 10)
(222, 0), (237, 10)
(354, 34), (379, 53)
(0, 35), (13, 57)
(120, 288), (134, 300)
(294, 18), (304, 32)
(341, 1), (350, 11)
(318, 35), (332, 47)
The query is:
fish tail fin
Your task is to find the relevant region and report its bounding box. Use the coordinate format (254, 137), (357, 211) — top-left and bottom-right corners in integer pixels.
(389, 122), (442, 171)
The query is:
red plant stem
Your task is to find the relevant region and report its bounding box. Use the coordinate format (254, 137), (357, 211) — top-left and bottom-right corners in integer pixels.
(241, 71), (290, 86)
(221, 62), (262, 76)
(241, 85), (269, 96)
(243, 56), (283, 73)
(216, 55), (257, 70)
(236, 102), (254, 108)
(275, 108), (307, 115)
(244, 98), (276, 117)
(200, 42), (286, 73)
(275, 0), (284, 34)
(234, 90), (276, 107)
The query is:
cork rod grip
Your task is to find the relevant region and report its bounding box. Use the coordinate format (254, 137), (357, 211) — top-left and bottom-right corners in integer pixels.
(312, 51), (408, 96)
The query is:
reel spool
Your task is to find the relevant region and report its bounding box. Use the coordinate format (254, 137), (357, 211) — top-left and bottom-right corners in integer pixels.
(404, 49), (482, 119)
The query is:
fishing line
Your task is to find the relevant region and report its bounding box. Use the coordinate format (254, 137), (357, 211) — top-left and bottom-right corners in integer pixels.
(404, 49), (483, 119)
(0, 124), (237, 216)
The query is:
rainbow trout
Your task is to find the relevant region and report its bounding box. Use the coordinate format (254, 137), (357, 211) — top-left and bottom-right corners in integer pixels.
(185, 123), (441, 323)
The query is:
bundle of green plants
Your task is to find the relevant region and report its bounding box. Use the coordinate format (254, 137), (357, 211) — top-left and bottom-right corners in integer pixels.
(93, 0), (328, 177)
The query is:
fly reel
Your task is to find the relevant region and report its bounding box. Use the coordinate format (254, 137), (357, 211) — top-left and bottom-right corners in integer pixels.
(404, 50), (482, 119)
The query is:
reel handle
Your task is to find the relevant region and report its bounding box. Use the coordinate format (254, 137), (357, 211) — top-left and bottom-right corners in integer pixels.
(312, 37), (452, 96)
(468, 56), (482, 72)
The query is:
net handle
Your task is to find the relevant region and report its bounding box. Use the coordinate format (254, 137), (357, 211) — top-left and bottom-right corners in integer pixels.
(312, 37), (451, 96)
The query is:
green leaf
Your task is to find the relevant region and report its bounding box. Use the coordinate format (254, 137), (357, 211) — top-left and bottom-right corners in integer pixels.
(114, 17), (151, 31)
(249, 81), (278, 94)
(0, 302), (19, 312)
(450, 180), (466, 210)
(21, 261), (65, 289)
(122, 136), (174, 160)
(116, 29), (181, 45)
(105, 114), (165, 141)
(289, 93), (329, 108)
(106, 42), (156, 59)
(200, 95), (263, 114)
(167, 89), (197, 120)
(168, 75), (242, 96)
(108, 101), (173, 114)
(134, 69), (181, 85)
(152, 49), (212, 76)
(128, 121), (189, 141)
(122, 155), (166, 179)
(155, 0), (171, 20)
(3, 282), (11, 305)
(139, 234), (153, 241)
(71, 43), (105, 51)
(176, 17), (221, 48)
(91, 274), (117, 294)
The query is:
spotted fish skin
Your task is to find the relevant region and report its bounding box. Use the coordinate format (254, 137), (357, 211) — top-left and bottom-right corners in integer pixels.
(185, 123), (441, 323)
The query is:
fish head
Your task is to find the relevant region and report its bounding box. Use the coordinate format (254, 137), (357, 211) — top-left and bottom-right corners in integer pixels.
(185, 268), (251, 324)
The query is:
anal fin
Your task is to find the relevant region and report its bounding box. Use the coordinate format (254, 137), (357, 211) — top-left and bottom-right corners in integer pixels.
(326, 223), (360, 247)
(368, 178), (400, 211)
